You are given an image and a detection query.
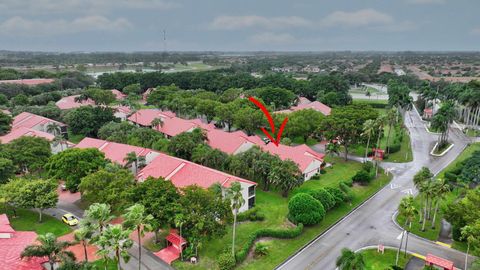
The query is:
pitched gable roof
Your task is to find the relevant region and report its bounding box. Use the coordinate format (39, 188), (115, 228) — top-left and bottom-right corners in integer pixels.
(55, 95), (95, 110)
(75, 137), (155, 166)
(12, 112), (65, 130)
(0, 78), (55, 86)
(0, 126), (55, 144)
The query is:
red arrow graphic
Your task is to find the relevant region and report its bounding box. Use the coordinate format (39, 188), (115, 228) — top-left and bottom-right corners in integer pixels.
(248, 97), (288, 146)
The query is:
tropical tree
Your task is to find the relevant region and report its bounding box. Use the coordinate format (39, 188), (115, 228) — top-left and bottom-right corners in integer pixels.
(430, 100), (457, 148)
(269, 159), (303, 197)
(14, 179), (58, 222)
(124, 151), (146, 175)
(46, 122), (61, 136)
(151, 117), (164, 130)
(96, 224), (133, 270)
(74, 222), (95, 262)
(335, 248), (366, 270)
(123, 204), (154, 270)
(0, 111), (12, 135)
(325, 141), (340, 157)
(413, 167), (433, 224)
(385, 108), (398, 154)
(84, 203), (114, 233)
(461, 222), (480, 270)
(21, 233), (75, 270)
(431, 179), (450, 229)
(374, 115), (386, 177)
(174, 213), (186, 260)
(225, 182), (245, 257)
(397, 196), (417, 265)
(362, 119), (376, 162)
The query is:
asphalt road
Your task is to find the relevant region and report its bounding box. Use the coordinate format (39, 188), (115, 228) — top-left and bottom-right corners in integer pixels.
(277, 108), (475, 270)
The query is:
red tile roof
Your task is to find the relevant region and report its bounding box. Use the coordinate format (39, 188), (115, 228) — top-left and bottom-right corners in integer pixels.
(258, 142), (324, 172)
(75, 137), (156, 166)
(207, 129), (256, 155)
(12, 112), (65, 130)
(128, 109), (176, 126)
(138, 151), (256, 188)
(275, 100), (331, 116)
(0, 78), (55, 86)
(111, 89), (126, 100)
(0, 126), (55, 144)
(55, 95), (95, 110)
(0, 214), (45, 270)
(112, 105), (132, 115)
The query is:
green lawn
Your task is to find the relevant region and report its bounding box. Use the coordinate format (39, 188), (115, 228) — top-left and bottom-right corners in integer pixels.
(0, 205), (71, 237)
(67, 130), (86, 144)
(361, 248), (411, 270)
(93, 259), (117, 270)
(396, 143), (480, 242)
(173, 157), (392, 270)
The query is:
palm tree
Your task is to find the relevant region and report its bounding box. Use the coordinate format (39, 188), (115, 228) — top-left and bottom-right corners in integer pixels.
(124, 151), (146, 175)
(385, 108), (398, 154)
(74, 219), (96, 262)
(325, 141), (340, 157)
(53, 134), (66, 151)
(21, 233), (75, 270)
(397, 196), (417, 264)
(461, 223), (480, 270)
(431, 100), (457, 148)
(335, 248), (366, 270)
(374, 115), (387, 177)
(96, 224), (133, 270)
(362, 119), (376, 162)
(123, 204), (154, 270)
(225, 182), (245, 258)
(413, 167), (433, 224)
(46, 122), (61, 136)
(84, 203), (114, 233)
(151, 117), (164, 130)
(431, 179), (450, 229)
(174, 213), (186, 260)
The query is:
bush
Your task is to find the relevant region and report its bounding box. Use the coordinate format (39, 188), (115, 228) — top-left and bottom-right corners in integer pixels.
(388, 143), (401, 154)
(339, 183), (353, 202)
(320, 168), (327, 174)
(254, 242), (269, 257)
(217, 253), (236, 270)
(237, 208), (265, 222)
(362, 161), (374, 173)
(341, 178), (353, 187)
(307, 188), (336, 210)
(452, 225), (462, 241)
(288, 193), (325, 225)
(325, 187), (346, 205)
(235, 224), (303, 263)
(352, 170), (372, 185)
(444, 171), (458, 182)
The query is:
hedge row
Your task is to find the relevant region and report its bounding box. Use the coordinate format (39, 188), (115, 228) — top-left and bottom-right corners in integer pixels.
(234, 223), (304, 263)
(237, 207), (265, 222)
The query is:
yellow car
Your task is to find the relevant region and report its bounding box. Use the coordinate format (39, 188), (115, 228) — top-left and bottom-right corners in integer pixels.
(62, 213), (79, 226)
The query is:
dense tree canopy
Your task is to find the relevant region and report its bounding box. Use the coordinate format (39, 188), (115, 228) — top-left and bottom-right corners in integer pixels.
(3, 136), (51, 173)
(64, 106), (117, 137)
(0, 111), (12, 135)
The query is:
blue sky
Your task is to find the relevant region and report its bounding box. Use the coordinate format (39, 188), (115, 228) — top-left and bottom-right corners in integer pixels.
(0, 0), (478, 51)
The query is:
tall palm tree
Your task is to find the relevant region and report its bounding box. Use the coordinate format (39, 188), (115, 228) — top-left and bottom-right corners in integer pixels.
(151, 117), (164, 130)
(123, 204), (154, 270)
(413, 167), (433, 224)
(84, 203), (114, 233)
(431, 100), (457, 148)
(124, 151), (146, 175)
(431, 179), (450, 229)
(385, 108), (398, 154)
(225, 182), (245, 257)
(335, 248), (366, 270)
(174, 214), (186, 261)
(96, 224), (133, 270)
(21, 233), (75, 270)
(46, 122), (61, 136)
(74, 219), (96, 262)
(461, 223), (480, 270)
(397, 196), (418, 264)
(374, 115), (387, 177)
(53, 134), (66, 151)
(362, 119), (376, 162)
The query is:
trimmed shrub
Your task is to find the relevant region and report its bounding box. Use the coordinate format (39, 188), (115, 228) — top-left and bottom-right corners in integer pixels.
(341, 178), (353, 187)
(307, 188), (336, 210)
(218, 253), (236, 270)
(325, 186), (346, 205)
(339, 183), (354, 201)
(237, 208), (265, 222)
(388, 143), (401, 154)
(288, 193), (325, 225)
(254, 242), (269, 257)
(235, 224), (303, 263)
(352, 170), (372, 185)
(362, 161), (374, 173)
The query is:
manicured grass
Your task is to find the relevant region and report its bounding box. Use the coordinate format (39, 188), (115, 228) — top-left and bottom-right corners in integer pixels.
(0, 205), (71, 237)
(67, 131), (86, 144)
(437, 142), (480, 179)
(361, 248), (411, 270)
(174, 157), (392, 270)
(352, 99), (388, 105)
(465, 128), (480, 137)
(93, 259), (117, 270)
(291, 136), (318, 146)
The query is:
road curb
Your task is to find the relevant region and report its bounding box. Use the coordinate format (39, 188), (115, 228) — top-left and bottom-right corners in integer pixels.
(274, 174), (392, 269)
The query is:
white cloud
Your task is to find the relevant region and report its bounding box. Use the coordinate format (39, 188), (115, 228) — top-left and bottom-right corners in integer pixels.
(249, 32), (295, 44)
(471, 27), (480, 35)
(0, 0), (178, 14)
(210, 15), (310, 30)
(370, 21), (417, 32)
(0, 16), (132, 36)
(406, 0), (446, 4)
(320, 9), (393, 28)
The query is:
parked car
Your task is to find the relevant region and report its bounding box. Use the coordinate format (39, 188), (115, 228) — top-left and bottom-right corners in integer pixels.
(61, 213), (79, 226)
(262, 137), (271, 144)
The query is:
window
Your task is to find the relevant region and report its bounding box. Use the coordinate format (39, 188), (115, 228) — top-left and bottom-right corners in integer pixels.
(248, 185), (255, 197)
(248, 197), (255, 209)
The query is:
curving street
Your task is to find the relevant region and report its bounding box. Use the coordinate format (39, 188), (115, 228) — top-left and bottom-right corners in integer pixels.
(277, 108), (475, 270)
